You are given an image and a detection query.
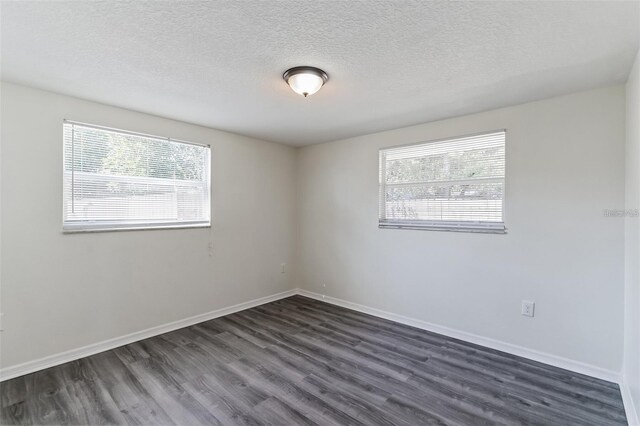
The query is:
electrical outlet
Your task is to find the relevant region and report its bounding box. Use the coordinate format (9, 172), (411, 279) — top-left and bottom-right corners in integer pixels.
(521, 300), (535, 317)
(281, 263), (286, 274)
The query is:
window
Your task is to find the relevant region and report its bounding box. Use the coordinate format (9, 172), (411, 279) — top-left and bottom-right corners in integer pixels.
(63, 121), (211, 232)
(379, 130), (505, 233)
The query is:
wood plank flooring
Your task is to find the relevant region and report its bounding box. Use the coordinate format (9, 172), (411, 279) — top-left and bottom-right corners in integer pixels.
(0, 295), (628, 425)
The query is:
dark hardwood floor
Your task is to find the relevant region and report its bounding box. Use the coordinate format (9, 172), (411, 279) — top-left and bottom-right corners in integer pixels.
(0, 295), (628, 425)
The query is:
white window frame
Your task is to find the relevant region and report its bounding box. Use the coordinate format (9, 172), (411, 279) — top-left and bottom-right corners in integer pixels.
(379, 130), (506, 234)
(62, 120), (212, 233)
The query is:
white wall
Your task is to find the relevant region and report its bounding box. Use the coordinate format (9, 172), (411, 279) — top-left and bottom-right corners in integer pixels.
(0, 82), (297, 369)
(0, 81), (631, 385)
(296, 86), (626, 373)
(624, 49), (640, 422)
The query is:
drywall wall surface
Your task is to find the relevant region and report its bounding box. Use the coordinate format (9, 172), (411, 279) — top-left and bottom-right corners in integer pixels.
(296, 86), (626, 372)
(624, 49), (640, 420)
(0, 82), (296, 368)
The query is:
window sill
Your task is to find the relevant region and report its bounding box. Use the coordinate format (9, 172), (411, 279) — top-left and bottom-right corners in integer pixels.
(63, 222), (211, 234)
(379, 222), (506, 234)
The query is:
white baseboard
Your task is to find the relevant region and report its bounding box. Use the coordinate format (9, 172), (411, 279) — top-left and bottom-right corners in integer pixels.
(296, 289), (621, 384)
(0, 289), (297, 382)
(621, 380), (640, 426)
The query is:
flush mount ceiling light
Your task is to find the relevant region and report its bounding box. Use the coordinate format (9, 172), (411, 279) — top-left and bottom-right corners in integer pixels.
(283, 66), (328, 98)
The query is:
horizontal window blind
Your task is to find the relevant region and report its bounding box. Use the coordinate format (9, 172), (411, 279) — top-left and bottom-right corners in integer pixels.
(379, 130), (505, 233)
(63, 121), (211, 231)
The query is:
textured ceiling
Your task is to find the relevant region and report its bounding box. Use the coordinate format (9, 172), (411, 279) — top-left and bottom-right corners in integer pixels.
(2, 1), (639, 146)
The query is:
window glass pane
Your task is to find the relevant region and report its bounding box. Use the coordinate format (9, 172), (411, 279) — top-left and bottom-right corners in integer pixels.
(379, 131), (505, 232)
(385, 183), (503, 222)
(63, 122), (211, 231)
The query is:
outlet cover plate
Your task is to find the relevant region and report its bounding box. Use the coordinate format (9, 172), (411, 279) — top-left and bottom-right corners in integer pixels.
(522, 300), (535, 317)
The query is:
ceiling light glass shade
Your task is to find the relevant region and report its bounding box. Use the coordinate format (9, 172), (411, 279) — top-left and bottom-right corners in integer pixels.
(283, 66), (328, 97)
